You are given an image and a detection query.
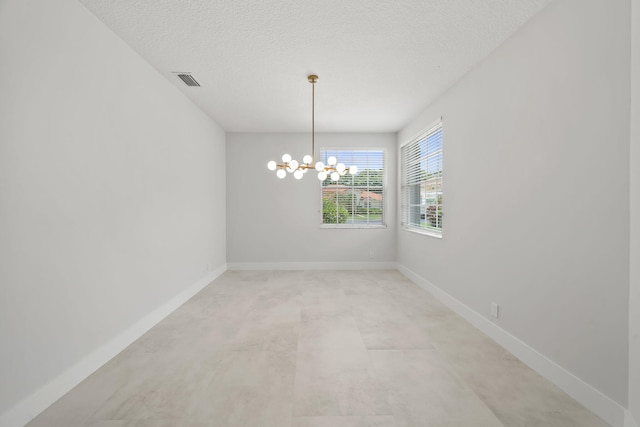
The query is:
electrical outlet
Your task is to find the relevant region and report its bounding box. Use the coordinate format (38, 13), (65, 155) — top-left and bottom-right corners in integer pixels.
(491, 302), (499, 319)
(369, 250), (375, 258)
(206, 262), (212, 272)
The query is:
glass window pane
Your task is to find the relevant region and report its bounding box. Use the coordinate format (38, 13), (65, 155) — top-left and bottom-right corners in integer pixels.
(321, 149), (385, 227)
(401, 123), (443, 235)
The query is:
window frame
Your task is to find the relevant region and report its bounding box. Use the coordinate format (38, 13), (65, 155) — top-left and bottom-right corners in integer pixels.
(400, 120), (443, 238)
(319, 148), (387, 229)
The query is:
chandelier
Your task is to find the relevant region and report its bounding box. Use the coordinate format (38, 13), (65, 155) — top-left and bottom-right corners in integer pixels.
(267, 75), (358, 181)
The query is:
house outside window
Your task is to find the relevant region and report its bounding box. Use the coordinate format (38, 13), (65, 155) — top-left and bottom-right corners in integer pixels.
(320, 149), (385, 228)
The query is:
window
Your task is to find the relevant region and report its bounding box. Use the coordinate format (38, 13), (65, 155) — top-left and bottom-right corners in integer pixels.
(320, 149), (385, 227)
(401, 122), (443, 236)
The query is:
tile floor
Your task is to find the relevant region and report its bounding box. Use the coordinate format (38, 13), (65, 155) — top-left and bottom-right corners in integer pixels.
(27, 270), (610, 427)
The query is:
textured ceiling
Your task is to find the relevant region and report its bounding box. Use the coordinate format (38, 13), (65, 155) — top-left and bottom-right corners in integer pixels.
(79, 0), (553, 132)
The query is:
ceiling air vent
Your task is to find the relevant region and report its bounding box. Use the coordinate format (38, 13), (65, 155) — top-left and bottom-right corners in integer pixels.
(176, 73), (200, 87)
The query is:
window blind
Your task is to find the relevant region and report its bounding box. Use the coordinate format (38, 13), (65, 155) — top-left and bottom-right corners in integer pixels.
(320, 149), (385, 227)
(401, 123), (443, 236)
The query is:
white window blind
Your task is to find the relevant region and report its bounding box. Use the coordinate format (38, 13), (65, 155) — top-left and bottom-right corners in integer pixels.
(320, 149), (385, 227)
(401, 122), (443, 236)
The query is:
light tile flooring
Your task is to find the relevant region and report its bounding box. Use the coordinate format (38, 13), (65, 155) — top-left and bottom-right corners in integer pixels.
(27, 270), (610, 427)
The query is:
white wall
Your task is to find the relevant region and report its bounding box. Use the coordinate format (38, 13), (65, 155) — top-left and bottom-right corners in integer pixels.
(629, 0), (640, 423)
(398, 0), (630, 407)
(0, 0), (226, 422)
(226, 133), (396, 266)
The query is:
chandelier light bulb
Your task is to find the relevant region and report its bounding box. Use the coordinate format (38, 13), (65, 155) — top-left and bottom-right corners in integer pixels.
(282, 153), (292, 163)
(331, 171), (340, 181)
(336, 163), (346, 173)
(318, 171), (328, 181)
(315, 161), (325, 171)
(294, 170), (304, 179)
(349, 165), (358, 175)
(327, 156), (337, 166)
(303, 155), (313, 164)
(276, 169), (287, 179)
(289, 159), (299, 170)
(267, 161), (277, 171)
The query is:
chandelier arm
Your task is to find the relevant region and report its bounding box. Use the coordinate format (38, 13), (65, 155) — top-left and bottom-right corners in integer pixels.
(275, 163), (318, 170)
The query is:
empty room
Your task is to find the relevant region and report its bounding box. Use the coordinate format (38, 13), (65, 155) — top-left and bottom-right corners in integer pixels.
(1, 0), (639, 426)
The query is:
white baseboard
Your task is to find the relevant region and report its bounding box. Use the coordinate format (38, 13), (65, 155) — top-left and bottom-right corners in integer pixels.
(625, 410), (639, 427)
(227, 261), (399, 270)
(0, 265), (227, 427)
(397, 264), (627, 427)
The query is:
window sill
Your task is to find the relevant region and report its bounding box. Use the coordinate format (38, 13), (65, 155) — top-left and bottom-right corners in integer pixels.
(402, 227), (442, 239)
(321, 224), (387, 230)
